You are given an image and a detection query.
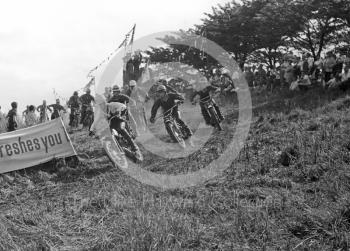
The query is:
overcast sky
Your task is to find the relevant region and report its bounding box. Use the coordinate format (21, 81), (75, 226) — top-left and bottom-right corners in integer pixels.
(0, 0), (228, 112)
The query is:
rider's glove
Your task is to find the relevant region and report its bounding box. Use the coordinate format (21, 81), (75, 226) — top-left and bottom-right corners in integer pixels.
(150, 117), (155, 124)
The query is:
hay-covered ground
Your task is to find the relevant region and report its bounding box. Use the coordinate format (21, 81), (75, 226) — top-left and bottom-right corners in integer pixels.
(1, 87), (350, 250)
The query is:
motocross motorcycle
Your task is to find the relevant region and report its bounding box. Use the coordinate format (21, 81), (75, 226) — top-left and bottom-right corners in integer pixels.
(108, 112), (143, 163)
(82, 105), (94, 130)
(157, 101), (189, 148)
(198, 96), (223, 131)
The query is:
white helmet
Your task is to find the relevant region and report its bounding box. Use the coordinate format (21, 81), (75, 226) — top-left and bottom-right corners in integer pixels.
(129, 80), (137, 87)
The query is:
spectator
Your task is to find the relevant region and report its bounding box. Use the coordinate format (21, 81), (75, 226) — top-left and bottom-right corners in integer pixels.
(25, 105), (38, 127)
(48, 99), (66, 120)
(338, 58), (350, 91)
(6, 102), (18, 132)
(132, 52), (143, 81)
(0, 106), (6, 133)
(244, 67), (254, 87)
(273, 66), (281, 90)
(22, 105), (29, 117)
(255, 64), (267, 87)
(323, 52), (337, 83)
(284, 60), (295, 85)
(37, 100), (52, 123)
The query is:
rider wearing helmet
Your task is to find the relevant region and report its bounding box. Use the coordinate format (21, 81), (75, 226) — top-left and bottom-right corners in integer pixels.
(79, 89), (95, 124)
(109, 85), (133, 104)
(145, 79), (178, 103)
(191, 84), (224, 125)
(68, 91), (81, 126)
(108, 85), (139, 151)
(150, 85), (193, 140)
(107, 101), (140, 153)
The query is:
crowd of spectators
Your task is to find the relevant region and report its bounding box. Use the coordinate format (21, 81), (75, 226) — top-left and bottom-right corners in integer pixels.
(241, 52), (350, 92)
(0, 99), (68, 134)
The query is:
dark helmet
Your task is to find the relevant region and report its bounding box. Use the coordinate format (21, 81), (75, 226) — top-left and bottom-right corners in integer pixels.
(73, 91), (78, 96)
(157, 79), (167, 85)
(156, 85), (167, 93)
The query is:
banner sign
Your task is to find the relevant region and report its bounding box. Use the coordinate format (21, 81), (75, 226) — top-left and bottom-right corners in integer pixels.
(0, 118), (77, 174)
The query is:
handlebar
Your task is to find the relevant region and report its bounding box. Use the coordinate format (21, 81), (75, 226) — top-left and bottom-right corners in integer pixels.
(153, 101), (182, 121)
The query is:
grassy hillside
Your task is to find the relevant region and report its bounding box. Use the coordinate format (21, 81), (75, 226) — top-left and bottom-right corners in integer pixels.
(0, 87), (350, 250)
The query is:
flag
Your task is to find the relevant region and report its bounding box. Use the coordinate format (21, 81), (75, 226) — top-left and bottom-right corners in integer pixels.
(84, 77), (95, 91)
(87, 24), (136, 78)
(129, 24), (136, 45)
(118, 37), (128, 49)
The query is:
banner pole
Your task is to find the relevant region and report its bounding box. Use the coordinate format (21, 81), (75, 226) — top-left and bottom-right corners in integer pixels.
(59, 117), (77, 155)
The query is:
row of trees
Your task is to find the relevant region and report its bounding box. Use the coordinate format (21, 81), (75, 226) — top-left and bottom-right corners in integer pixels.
(145, 0), (350, 70)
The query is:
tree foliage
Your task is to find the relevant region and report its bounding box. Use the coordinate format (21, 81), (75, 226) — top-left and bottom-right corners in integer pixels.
(145, 0), (350, 69)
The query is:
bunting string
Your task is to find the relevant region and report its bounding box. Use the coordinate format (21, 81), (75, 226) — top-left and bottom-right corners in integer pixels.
(87, 24), (136, 78)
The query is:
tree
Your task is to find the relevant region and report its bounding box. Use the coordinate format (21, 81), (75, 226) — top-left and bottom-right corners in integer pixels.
(287, 0), (349, 59)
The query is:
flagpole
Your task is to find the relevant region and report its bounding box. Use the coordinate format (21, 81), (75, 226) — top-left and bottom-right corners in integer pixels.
(130, 24), (136, 55)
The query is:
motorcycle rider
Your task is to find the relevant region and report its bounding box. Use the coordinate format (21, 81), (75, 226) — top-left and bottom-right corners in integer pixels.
(150, 85), (193, 144)
(68, 91), (81, 127)
(191, 85), (224, 125)
(107, 87), (140, 154)
(109, 85), (133, 104)
(79, 89), (95, 125)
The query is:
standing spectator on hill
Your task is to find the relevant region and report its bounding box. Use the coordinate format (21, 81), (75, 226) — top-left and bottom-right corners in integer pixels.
(125, 57), (135, 86)
(6, 102), (18, 132)
(284, 60), (295, 86)
(244, 67), (254, 87)
(22, 105), (29, 117)
(25, 105), (38, 127)
(273, 66), (281, 90)
(323, 52), (337, 83)
(0, 106), (6, 133)
(132, 52), (142, 81)
(48, 99), (66, 120)
(280, 60), (289, 87)
(339, 60), (350, 91)
(294, 57), (302, 79)
(255, 65), (267, 87)
(123, 53), (132, 86)
(37, 100), (52, 123)
(333, 55), (345, 78)
(328, 56), (349, 90)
